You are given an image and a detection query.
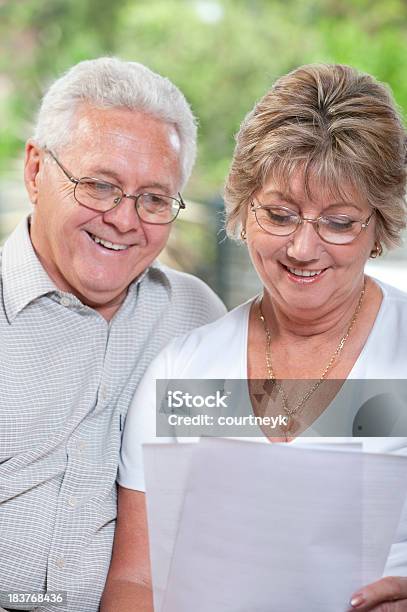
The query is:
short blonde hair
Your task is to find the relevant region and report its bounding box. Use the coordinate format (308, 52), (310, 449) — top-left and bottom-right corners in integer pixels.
(224, 64), (407, 249)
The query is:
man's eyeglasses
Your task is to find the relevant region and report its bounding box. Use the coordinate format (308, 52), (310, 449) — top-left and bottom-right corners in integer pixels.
(250, 201), (374, 245)
(47, 150), (185, 225)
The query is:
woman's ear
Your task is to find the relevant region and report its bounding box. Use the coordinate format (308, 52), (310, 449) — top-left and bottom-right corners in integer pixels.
(24, 141), (42, 205)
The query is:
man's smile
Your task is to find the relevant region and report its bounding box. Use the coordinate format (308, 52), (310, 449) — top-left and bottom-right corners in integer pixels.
(86, 231), (136, 252)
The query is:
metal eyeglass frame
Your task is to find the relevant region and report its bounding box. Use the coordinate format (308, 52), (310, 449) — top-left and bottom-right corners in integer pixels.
(250, 201), (375, 245)
(46, 149), (186, 224)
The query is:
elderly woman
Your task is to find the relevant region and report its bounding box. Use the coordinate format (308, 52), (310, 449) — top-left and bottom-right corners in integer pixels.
(101, 64), (407, 611)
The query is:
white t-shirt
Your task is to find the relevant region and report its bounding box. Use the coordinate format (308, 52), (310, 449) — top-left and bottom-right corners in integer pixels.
(119, 279), (407, 575)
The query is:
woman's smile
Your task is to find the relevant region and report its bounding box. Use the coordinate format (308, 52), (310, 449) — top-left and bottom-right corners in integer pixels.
(281, 263), (329, 284)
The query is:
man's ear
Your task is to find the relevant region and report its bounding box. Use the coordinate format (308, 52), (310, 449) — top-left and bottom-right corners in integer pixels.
(24, 141), (43, 205)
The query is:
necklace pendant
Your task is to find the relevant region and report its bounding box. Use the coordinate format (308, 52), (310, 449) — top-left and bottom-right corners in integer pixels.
(283, 414), (299, 435)
(263, 379), (275, 395)
(283, 414), (292, 432)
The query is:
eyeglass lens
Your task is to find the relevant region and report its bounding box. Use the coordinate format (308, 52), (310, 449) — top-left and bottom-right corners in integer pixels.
(254, 207), (364, 245)
(75, 179), (180, 223)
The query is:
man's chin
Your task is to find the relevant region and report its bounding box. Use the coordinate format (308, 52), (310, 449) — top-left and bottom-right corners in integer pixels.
(72, 283), (130, 311)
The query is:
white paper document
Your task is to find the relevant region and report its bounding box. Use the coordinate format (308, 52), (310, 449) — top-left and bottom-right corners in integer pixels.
(143, 439), (407, 612)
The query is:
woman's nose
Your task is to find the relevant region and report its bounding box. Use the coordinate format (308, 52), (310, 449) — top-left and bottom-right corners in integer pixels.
(286, 219), (323, 262)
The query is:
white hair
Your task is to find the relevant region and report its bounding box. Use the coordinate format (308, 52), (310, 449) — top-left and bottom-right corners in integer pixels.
(33, 56), (197, 188)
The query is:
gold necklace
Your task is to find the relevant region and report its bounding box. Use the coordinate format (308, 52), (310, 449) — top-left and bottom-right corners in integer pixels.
(258, 280), (366, 436)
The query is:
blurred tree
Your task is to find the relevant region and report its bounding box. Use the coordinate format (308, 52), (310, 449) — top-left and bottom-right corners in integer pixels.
(1, 0), (407, 196)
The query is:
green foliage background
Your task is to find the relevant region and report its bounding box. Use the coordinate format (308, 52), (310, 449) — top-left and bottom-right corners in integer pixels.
(1, 0), (407, 199)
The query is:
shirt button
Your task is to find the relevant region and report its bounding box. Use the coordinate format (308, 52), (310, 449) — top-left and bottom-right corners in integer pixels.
(68, 496), (77, 508)
(77, 439), (87, 452)
(99, 386), (108, 401)
(60, 296), (71, 307)
(56, 557), (65, 569)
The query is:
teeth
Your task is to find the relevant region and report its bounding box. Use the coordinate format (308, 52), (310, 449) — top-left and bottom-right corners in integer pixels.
(288, 267), (323, 277)
(91, 234), (129, 251)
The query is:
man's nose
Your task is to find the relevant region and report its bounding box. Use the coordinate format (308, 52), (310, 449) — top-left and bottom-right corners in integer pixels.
(102, 195), (144, 234)
(286, 219), (323, 262)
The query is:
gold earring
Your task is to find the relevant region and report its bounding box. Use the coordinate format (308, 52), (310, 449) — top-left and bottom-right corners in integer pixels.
(370, 242), (383, 258)
(240, 228), (247, 241)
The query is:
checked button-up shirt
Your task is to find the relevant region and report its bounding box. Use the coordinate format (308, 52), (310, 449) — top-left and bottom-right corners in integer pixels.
(0, 217), (225, 611)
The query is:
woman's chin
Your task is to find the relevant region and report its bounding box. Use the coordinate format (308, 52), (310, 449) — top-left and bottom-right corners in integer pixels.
(265, 278), (336, 317)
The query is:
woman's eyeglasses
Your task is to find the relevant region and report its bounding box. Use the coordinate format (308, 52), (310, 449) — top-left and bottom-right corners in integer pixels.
(250, 201), (374, 245)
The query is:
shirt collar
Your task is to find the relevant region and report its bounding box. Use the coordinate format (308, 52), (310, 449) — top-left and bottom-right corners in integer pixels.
(2, 215), (171, 323)
(2, 216), (59, 323)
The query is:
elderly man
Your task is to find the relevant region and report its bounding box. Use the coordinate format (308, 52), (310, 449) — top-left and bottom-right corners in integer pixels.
(0, 57), (225, 612)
